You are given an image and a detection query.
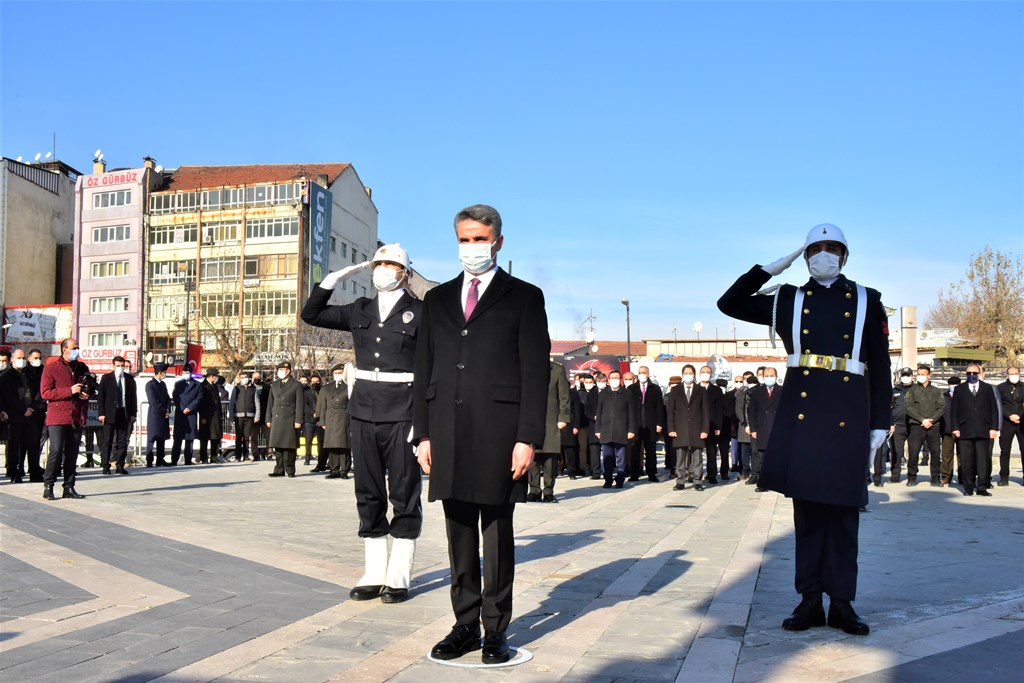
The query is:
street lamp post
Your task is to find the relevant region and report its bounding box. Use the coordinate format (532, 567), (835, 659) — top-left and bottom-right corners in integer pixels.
(621, 298), (631, 363)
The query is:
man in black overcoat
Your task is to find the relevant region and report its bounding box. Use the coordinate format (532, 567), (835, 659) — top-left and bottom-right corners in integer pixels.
(96, 355), (138, 475)
(198, 368), (225, 464)
(628, 365), (664, 483)
(266, 360), (304, 477)
(950, 363), (1001, 495)
(747, 366), (783, 491)
(414, 205), (549, 664)
(146, 364), (172, 467)
(301, 243), (422, 604)
(171, 374), (203, 465)
(718, 223), (890, 636)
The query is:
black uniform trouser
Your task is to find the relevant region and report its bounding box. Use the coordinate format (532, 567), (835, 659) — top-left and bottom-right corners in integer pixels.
(171, 439), (193, 465)
(101, 410), (130, 471)
(18, 416), (44, 480)
(147, 437), (166, 466)
(4, 419), (26, 479)
(959, 438), (993, 491)
(714, 429), (731, 478)
(630, 427), (658, 479)
(907, 424), (941, 481)
(199, 436), (220, 462)
(271, 448), (297, 476)
(351, 417), (422, 539)
(664, 437), (675, 472)
(940, 434), (958, 482)
(588, 442), (602, 476)
(442, 499), (516, 633)
(325, 448), (352, 475)
(793, 499), (859, 601)
(998, 421), (1023, 482)
(43, 425), (81, 490)
(83, 427), (101, 465)
(302, 422), (321, 464)
(889, 423), (908, 479)
(750, 448), (767, 480)
(529, 452), (557, 496)
(561, 443), (580, 476)
(704, 433), (728, 481)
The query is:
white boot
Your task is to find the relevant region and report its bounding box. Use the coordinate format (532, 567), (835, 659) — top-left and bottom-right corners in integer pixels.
(384, 537), (416, 590)
(356, 536), (389, 587)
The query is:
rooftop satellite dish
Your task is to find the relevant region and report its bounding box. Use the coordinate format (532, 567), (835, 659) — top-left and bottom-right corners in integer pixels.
(44, 152), (52, 159)
(94, 148), (102, 158)
(34, 153), (41, 161)
(97, 153), (104, 161)
(692, 321), (704, 334)
(590, 344), (599, 354)
(15, 156), (22, 162)
(155, 165), (163, 173)
(584, 331), (596, 344)
(145, 351), (154, 363)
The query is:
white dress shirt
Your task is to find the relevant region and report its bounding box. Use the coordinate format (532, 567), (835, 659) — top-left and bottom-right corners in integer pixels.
(377, 287), (406, 321)
(461, 265), (499, 312)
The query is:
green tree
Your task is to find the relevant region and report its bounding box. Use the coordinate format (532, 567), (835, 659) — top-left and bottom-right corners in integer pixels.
(925, 247), (1024, 367)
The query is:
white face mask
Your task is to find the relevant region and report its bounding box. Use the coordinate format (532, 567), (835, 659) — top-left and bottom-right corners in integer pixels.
(277, 370), (288, 380)
(458, 242), (495, 274)
(115, 367), (124, 376)
(596, 382), (607, 390)
(901, 376), (913, 386)
(916, 375), (928, 384)
(333, 373), (345, 383)
(609, 379), (621, 389)
(240, 378), (251, 385)
(372, 266), (403, 292)
(682, 375), (694, 384)
(638, 373), (648, 383)
(29, 359), (42, 367)
(807, 251), (842, 280)
(623, 379), (634, 387)
(1009, 374), (1020, 384)
(12, 358), (27, 369)
(0, 362), (8, 371)
(764, 376), (777, 387)
(699, 372), (711, 383)
(584, 383), (594, 391)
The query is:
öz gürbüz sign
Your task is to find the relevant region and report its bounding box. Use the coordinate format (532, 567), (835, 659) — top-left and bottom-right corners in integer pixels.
(308, 182), (331, 286)
(84, 171), (140, 187)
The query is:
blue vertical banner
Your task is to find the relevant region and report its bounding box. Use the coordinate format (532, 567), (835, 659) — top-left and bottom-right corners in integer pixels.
(308, 181), (332, 285)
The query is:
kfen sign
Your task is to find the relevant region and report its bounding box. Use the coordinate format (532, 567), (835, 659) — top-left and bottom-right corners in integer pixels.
(308, 182), (331, 286)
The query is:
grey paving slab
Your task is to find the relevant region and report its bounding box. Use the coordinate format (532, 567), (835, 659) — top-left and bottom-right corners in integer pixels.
(0, 551), (95, 620)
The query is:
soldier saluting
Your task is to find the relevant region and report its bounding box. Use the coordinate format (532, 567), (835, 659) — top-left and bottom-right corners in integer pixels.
(718, 224), (890, 636)
(301, 244), (421, 604)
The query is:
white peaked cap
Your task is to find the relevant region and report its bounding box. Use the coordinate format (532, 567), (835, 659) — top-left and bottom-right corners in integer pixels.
(371, 243), (409, 270)
(803, 223), (848, 254)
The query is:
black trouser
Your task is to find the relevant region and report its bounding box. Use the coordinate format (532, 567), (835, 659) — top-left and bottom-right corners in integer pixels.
(998, 421), (1023, 482)
(793, 499), (859, 601)
(751, 448), (766, 480)
(664, 437), (675, 473)
(575, 425), (589, 472)
(529, 452), (557, 496)
(302, 422), (321, 464)
(19, 416), (44, 480)
(325, 448), (351, 475)
(714, 429), (731, 478)
(351, 418), (422, 539)
(561, 443), (580, 476)
(872, 436), (889, 483)
(147, 437), (166, 466)
(4, 418), (26, 479)
(199, 436), (220, 463)
(704, 435), (723, 481)
(959, 438), (993, 491)
(171, 439), (193, 465)
(253, 422), (270, 459)
(442, 499), (516, 633)
(588, 442), (602, 476)
(907, 424), (941, 481)
(941, 433), (958, 483)
(101, 410), (130, 471)
(889, 423), (908, 480)
(43, 425), (82, 490)
(235, 417), (254, 460)
(83, 427), (101, 465)
(630, 427), (658, 479)
(271, 449), (297, 476)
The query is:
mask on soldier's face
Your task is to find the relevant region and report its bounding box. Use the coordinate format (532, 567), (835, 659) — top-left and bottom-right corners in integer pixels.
(807, 251), (842, 280)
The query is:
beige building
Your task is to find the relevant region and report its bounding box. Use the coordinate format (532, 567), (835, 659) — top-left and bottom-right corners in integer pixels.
(1, 157), (79, 308)
(144, 163), (378, 370)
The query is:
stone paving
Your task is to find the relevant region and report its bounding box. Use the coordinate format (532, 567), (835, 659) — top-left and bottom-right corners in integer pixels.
(1, 452), (1022, 682)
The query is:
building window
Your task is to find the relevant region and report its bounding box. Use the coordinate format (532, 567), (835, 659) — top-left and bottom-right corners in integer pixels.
(246, 216), (299, 240)
(91, 260), (130, 278)
(149, 259), (196, 284)
(89, 332), (127, 347)
(330, 236), (337, 254)
(149, 223), (198, 245)
(147, 334), (181, 354)
(244, 327), (296, 353)
(150, 194), (174, 214)
(340, 241), (347, 258)
(243, 290), (297, 318)
(200, 293), (240, 319)
(200, 256), (241, 281)
(92, 224), (131, 243)
(90, 296), (129, 314)
(147, 296), (182, 321)
(202, 220), (240, 244)
(351, 249), (358, 264)
(92, 190), (132, 209)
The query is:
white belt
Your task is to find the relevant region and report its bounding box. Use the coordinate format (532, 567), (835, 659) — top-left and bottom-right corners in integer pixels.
(787, 353), (866, 376)
(353, 369), (414, 383)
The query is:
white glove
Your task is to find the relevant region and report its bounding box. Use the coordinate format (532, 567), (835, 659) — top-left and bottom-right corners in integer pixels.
(319, 261), (371, 290)
(869, 429), (887, 451)
(762, 246), (805, 277)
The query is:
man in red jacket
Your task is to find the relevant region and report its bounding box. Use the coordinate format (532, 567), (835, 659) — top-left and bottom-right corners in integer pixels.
(40, 339), (91, 500)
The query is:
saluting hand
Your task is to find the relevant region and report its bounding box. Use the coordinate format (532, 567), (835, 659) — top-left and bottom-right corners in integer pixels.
(511, 442), (534, 480)
(762, 246), (805, 276)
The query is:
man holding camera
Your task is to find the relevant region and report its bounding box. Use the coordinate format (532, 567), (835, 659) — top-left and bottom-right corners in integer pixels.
(40, 339), (91, 500)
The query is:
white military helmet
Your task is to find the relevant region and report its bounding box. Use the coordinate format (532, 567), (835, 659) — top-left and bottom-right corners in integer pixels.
(803, 223), (848, 256)
(370, 243), (410, 270)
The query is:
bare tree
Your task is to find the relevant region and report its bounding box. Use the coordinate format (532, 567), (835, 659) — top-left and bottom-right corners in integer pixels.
(296, 322), (354, 379)
(925, 246), (1024, 366)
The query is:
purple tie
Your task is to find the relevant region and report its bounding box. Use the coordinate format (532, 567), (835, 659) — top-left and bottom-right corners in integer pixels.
(464, 278), (480, 320)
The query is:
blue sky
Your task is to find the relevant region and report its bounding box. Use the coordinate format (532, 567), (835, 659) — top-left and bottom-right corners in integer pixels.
(3, 1), (1021, 343)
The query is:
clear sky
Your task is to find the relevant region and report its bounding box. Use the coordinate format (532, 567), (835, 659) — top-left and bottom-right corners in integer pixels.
(3, 1), (1021, 344)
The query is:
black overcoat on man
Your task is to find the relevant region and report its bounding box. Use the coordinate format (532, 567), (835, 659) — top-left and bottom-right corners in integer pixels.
(718, 267), (890, 508)
(561, 385), (582, 447)
(540, 363), (571, 454)
(266, 377), (304, 449)
(595, 386), (637, 445)
(666, 383), (710, 449)
(172, 377), (203, 440)
(949, 383), (1000, 438)
(316, 379), (351, 450)
(747, 382), (784, 452)
(146, 379), (171, 440)
(97, 371), (138, 422)
(198, 381), (224, 440)
(413, 268), (550, 505)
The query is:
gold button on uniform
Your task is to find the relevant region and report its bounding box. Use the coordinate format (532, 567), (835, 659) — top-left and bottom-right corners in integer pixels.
(844, 353), (850, 359)
(843, 376), (850, 382)
(844, 312), (851, 318)
(839, 421), (846, 427)
(807, 291), (813, 296)
(803, 329), (809, 335)
(843, 334), (850, 340)
(800, 392), (807, 398)
(798, 414), (805, 420)
(803, 308), (810, 314)
(845, 292), (852, 299)
(803, 370), (810, 376)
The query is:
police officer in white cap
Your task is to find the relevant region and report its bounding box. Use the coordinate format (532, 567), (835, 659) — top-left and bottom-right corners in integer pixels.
(301, 244), (421, 604)
(718, 223), (890, 636)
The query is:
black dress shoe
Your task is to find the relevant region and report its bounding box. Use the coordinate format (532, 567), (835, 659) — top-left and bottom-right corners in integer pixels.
(602, 481), (613, 489)
(997, 479), (1009, 486)
(526, 492), (541, 502)
(380, 586), (409, 603)
(613, 481), (623, 489)
(431, 623), (481, 660)
(628, 476), (640, 482)
(828, 599), (869, 635)
(707, 478), (718, 485)
(648, 475), (659, 483)
(62, 487), (85, 499)
(116, 468), (129, 475)
(349, 585), (383, 601)
(43, 484), (56, 500)
(976, 488), (992, 496)
(673, 483), (685, 491)
(325, 472), (341, 479)
(694, 483), (704, 491)
(481, 630), (511, 664)
(268, 472), (285, 477)
(102, 468), (112, 475)
(341, 473), (350, 479)
(542, 493), (558, 503)
(755, 486), (767, 493)
(311, 467), (326, 473)
(286, 473), (295, 477)
(782, 593), (826, 631)
(963, 488), (974, 496)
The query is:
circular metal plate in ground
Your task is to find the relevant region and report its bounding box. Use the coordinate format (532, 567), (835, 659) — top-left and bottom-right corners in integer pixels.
(427, 646), (533, 668)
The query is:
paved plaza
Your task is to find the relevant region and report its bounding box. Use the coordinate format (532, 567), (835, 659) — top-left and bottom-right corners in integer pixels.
(2, 453), (1022, 683)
